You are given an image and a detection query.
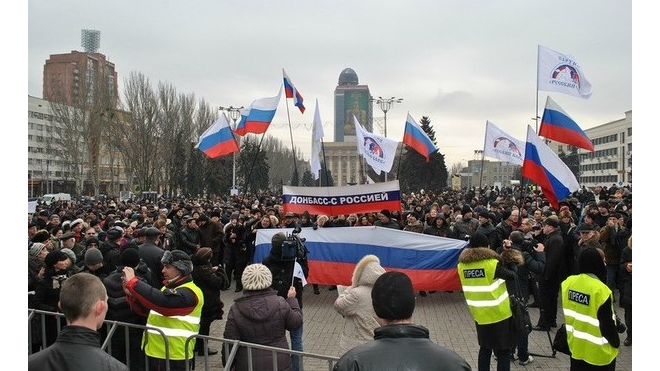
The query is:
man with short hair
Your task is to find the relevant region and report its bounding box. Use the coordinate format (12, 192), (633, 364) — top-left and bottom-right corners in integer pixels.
(28, 273), (128, 371)
(333, 271), (471, 371)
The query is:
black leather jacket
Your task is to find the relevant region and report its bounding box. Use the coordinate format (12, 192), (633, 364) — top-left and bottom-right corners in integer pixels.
(28, 326), (128, 371)
(333, 324), (472, 371)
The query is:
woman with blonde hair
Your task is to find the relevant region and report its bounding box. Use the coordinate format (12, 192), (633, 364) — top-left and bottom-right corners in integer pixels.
(334, 254), (386, 352)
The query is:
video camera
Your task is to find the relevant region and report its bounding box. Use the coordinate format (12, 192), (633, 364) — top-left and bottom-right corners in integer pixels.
(280, 225), (309, 261)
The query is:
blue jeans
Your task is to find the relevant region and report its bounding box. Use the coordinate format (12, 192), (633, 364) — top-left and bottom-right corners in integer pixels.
(289, 312), (303, 371)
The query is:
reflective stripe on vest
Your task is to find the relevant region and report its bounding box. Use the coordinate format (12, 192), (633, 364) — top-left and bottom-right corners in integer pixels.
(143, 281), (204, 360)
(458, 258), (512, 325)
(561, 274), (618, 366)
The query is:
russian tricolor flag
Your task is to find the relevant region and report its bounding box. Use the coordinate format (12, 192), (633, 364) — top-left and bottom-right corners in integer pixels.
(522, 125), (580, 209)
(254, 227), (467, 291)
(234, 88), (282, 136)
(195, 113), (239, 159)
(402, 113), (439, 162)
(539, 96), (594, 152)
(283, 69), (305, 114)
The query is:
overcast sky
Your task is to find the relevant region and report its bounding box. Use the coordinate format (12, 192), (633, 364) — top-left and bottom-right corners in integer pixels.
(28, 0), (632, 168)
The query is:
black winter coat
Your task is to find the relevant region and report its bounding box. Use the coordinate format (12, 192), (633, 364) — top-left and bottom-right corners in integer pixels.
(191, 255), (229, 322)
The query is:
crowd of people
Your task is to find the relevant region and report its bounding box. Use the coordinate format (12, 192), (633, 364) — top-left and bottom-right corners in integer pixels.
(27, 183), (632, 370)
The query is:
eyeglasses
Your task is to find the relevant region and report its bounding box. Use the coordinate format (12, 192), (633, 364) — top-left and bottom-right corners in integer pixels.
(86, 232), (96, 236)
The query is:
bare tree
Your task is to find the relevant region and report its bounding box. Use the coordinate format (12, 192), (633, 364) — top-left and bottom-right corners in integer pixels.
(120, 72), (162, 192)
(450, 161), (466, 175)
(48, 63), (115, 196)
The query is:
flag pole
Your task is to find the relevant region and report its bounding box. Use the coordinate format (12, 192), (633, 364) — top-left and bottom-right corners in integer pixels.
(320, 139), (329, 186)
(478, 150), (485, 191)
(284, 87), (300, 186)
(535, 45), (540, 133)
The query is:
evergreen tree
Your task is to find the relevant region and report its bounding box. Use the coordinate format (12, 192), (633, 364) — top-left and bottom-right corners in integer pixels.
(398, 116), (448, 194)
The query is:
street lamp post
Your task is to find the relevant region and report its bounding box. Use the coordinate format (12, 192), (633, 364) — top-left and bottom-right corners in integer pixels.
(219, 106), (243, 195)
(374, 96), (402, 181)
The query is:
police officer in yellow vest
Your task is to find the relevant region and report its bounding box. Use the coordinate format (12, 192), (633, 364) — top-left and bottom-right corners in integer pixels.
(123, 250), (204, 371)
(561, 247), (619, 370)
(458, 232), (518, 371)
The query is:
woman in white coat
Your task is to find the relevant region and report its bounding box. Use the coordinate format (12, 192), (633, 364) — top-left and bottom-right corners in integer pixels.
(333, 254), (386, 352)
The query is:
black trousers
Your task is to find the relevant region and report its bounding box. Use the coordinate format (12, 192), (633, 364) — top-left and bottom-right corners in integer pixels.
(537, 278), (560, 326)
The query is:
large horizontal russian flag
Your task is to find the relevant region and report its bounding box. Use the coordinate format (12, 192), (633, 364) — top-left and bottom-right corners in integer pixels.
(402, 113), (439, 162)
(194, 114), (239, 159)
(254, 226), (467, 291)
(234, 88), (282, 136)
(539, 96), (594, 152)
(282, 181), (402, 216)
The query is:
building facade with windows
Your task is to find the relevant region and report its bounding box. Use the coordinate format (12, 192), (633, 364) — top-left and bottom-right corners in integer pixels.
(547, 110), (632, 189)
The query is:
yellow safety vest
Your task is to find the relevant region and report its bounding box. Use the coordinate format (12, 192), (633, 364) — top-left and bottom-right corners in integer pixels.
(143, 281), (204, 360)
(458, 258), (512, 325)
(561, 274), (618, 366)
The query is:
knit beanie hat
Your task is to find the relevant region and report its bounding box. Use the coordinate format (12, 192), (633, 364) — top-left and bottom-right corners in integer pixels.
(120, 248), (141, 268)
(468, 232), (490, 248)
(578, 247), (607, 283)
(29, 242), (46, 257)
(60, 248), (76, 264)
(271, 232), (286, 247)
(84, 248), (104, 265)
(160, 250), (193, 276)
(371, 271), (415, 321)
(241, 263), (273, 291)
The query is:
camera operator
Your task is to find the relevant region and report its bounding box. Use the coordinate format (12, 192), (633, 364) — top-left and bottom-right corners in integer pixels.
(263, 230), (309, 371)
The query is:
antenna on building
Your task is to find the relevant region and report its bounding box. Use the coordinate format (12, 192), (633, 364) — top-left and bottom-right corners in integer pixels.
(81, 29), (101, 53)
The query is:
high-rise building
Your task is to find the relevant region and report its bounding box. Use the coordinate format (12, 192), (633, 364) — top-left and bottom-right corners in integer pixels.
(333, 68), (373, 142)
(42, 51), (118, 107)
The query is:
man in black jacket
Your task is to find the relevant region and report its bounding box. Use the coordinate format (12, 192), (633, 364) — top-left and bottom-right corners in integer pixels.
(333, 271), (471, 371)
(533, 216), (568, 331)
(28, 273), (128, 371)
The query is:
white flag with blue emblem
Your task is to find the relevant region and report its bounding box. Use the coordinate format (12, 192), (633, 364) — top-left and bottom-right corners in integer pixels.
(354, 115), (398, 175)
(293, 261), (307, 287)
(537, 45), (592, 99)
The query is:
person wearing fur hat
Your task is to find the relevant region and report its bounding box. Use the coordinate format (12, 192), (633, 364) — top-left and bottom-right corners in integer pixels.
(191, 247), (229, 356)
(334, 271), (471, 371)
(458, 232), (518, 371)
(33, 250), (73, 347)
(561, 247), (620, 370)
(223, 263), (302, 371)
(333, 255), (386, 352)
(122, 250), (203, 371)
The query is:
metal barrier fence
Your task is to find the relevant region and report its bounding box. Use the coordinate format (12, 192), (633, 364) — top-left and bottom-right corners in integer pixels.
(29, 308), (339, 371)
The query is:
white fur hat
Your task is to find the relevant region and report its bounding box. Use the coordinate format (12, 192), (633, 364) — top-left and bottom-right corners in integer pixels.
(241, 263), (273, 291)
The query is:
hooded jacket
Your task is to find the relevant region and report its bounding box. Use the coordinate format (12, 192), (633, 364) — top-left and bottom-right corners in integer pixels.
(333, 255), (386, 351)
(223, 289), (303, 371)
